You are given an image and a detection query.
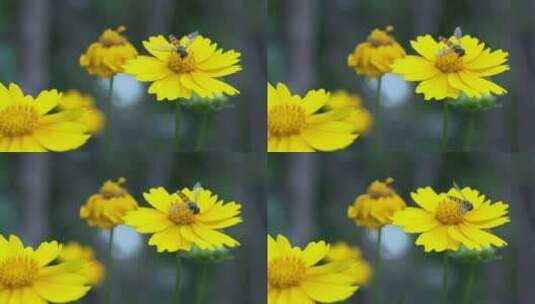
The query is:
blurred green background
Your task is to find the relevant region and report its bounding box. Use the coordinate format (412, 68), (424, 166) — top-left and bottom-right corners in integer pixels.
(0, 0), (266, 152)
(268, 0), (535, 152)
(268, 153), (535, 303)
(0, 153), (266, 304)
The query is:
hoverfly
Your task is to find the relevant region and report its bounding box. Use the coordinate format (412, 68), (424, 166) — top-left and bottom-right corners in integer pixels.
(448, 181), (474, 214)
(176, 182), (202, 214)
(149, 31), (199, 59)
(438, 26), (465, 57)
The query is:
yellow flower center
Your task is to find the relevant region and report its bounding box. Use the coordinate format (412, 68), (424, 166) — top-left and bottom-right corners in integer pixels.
(435, 198), (465, 225)
(99, 177), (128, 199)
(0, 256), (38, 288)
(99, 26), (128, 47)
(367, 178), (395, 199)
(0, 104), (39, 136)
(367, 26), (395, 47)
(168, 203), (196, 225)
(168, 52), (196, 74)
(435, 50), (464, 73)
(268, 256), (306, 289)
(268, 104), (307, 137)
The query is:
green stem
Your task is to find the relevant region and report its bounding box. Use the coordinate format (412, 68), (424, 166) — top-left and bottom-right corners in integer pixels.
(462, 263), (477, 304)
(195, 112), (211, 151)
(463, 113), (476, 151)
(175, 252), (182, 304)
(374, 76), (383, 151)
(372, 227), (383, 304)
(104, 76), (115, 152)
(441, 103), (449, 151)
(175, 103), (181, 152)
(195, 263), (208, 304)
(442, 254), (450, 304)
(104, 228), (115, 304)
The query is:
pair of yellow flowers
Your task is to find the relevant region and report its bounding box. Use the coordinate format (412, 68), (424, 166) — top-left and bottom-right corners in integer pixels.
(0, 26), (242, 152)
(0, 178), (242, 304)
(268, 179), (509, 304)
(268, 26), (509, 152)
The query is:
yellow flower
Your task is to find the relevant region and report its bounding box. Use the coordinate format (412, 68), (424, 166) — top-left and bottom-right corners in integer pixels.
(124, 186), (242, 253)
(267, 234), (358, 304)
(0, 83), (90, 152)
(124, 33), (241, 101)
(268, 83), (358, 152)
(348, 26), (406, 79)
(59, 90), (105, 135)
(0, 234), (91, 303)
(392, 186), (509, 252)
(392, 33), (509, 101)
(80, 26), (138, 78)
(325, 90), (373, 134)
(57, 242), (105, 286)
(325, 242), (373, 286)
(347, 178), (406, 229)
(80, 177), (139, 230)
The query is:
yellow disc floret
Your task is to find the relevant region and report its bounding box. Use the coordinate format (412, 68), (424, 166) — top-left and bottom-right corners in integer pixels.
(0, 255), (38, 288)
(268, 103), (307, 137)
(268, 256), (306, 289)
(0, 104), (39, 137)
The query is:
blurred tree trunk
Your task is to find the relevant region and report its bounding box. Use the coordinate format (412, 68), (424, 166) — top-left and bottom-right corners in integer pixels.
(283, 0), (320, 245)
(16, 0), (50, 92)
(284, 0), (319, 93)
(204, 0), (266, 151)
(16, 156), (51, 245)
(410, 0), (443, 34)
(147, 0), (176, 34)
(495, 0), (535, 151)
(287, 155), (319, 245)
(15, 0), (52, 245)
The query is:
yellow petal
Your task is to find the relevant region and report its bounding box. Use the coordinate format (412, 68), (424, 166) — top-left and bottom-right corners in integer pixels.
(301, 89), (329, 115)
(410, 187), (439, 212)
(459, 35), (485, 63)
(458, 71), (507, 95)
(191, 223), (240, 248)
(447, 226), (481, 250)
(458, 223), (507, 248)
(301, 241), (329, 266)
(148, 225), (192, 252)
(410, 35), (441, 61)
(447, 73), (481, 98)
(142, 187), (175, 212)
(33, 280), (90, 303)
(300, 279), (357, 303)
(415, 74), (459, 101)
(34, 241), (61, 267)
(35, 90), (61, 115)
(189, 36), (217, 63)
(464, 49), (508, 69)
(468, 64), (509, 77)
(33, 122), (90, 152)
(301, 122), (357, 151)
(392, 207), (439, 233)
(190, 74), (239, 96)
(415, 225), (460, 252)
(392, 55), (440, 81)
(142, 35), (174, 61)
(123, 56), (171, 81)
(148, 74), (192, 101)
(123, 207), (173, 233)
